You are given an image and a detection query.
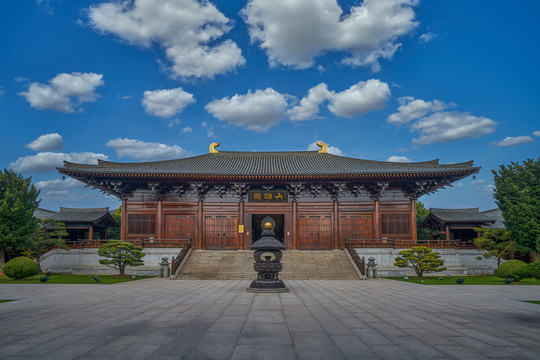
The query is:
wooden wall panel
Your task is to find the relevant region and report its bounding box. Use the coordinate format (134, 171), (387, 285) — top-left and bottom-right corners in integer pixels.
(298, 214), (332, 249)
(340, 213), (373, 241)
(164, 214), (196, 240)
(205, 215), (238, 249)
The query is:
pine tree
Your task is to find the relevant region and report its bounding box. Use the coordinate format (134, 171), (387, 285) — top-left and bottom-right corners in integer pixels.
(492, 158), (540, 259)
(0, 170), (40, 265)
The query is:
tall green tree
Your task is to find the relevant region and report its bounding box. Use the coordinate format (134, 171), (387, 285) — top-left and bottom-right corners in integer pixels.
(492, 158), (540, 259)
(31, 219), (68, 261)
(416, 201), (430, 240)
(473, 228), (525, 266)
(0, 170), (40, 265)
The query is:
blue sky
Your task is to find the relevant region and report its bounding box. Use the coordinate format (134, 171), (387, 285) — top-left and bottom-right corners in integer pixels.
(1, 0), (538, 212)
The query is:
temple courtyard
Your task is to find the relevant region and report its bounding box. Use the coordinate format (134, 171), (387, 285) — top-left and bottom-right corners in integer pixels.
(0, 279), (539, 359)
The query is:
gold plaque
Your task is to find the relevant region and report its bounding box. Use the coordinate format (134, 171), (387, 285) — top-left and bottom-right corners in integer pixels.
(238, 225), (245, 233)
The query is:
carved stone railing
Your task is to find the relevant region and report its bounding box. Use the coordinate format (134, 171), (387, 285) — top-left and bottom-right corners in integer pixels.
(346, 239), (477, 249)
(344, 239), (366, 276)
(62, 238), (191, 249)
(170, 238), (192, 275)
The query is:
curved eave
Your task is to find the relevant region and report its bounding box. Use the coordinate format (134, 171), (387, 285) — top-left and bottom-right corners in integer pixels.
(58, 168), (479, 181)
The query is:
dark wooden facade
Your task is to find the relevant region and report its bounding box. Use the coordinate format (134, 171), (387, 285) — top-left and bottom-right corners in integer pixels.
(58, 143), (479, 250)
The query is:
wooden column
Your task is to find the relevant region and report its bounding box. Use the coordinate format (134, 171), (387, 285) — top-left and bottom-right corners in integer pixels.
(429, 229), (433, 240)
(292, 200), (298, 249)
(88, 226), (93, 241)
(156, 200), (163, 240)
(197, 200), (204, 249)
(410, 198), (417, 241)
(120, 199), (127, 240)
(373, 199), (381, 239)
(333, 200), (339, 249)
(239, 200), (245, 249)
(445, 226), (450, 241)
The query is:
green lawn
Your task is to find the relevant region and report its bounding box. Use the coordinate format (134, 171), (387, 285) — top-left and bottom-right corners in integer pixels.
(0, 273), (155, 284)
(0, 299), (15, 303)
(384, 275), (540, 285)
(523, 300), (540, 305)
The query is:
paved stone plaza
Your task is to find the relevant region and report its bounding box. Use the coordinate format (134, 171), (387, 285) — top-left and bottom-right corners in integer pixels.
(0, 279), (539, 359)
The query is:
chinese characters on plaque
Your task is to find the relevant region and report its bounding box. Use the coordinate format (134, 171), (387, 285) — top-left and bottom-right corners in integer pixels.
(248, 190), (288, 203)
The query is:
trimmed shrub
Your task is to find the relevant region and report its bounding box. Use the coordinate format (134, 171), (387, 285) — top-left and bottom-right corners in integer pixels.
(496, 260), (527, 279)
(514, 261), (540, 280)
(3, 256), (40, 279)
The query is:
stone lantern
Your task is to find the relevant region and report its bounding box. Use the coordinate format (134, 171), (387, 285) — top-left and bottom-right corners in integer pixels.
(246, 216), (289, 293)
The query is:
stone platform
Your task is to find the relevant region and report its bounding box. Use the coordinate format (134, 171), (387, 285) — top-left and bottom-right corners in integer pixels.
(1, 279), (539, 359)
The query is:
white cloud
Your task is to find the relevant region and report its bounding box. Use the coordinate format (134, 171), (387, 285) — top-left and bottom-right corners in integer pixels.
(418, 32), (437, 44)
(35, 177), (84, 191)
(288, 83), (332, 122)
(471, 179), (485, 185)
(10, 152), (107, 173)
(88, 0), (245, 79)
(18, 72), (104, 113)
(106, 138), (193, 161)
(242, 0), (418, 71)
(142, 88), (195, 119)
(307, 141), (343, 156)
(181, 127), (193, 133)
(205, 88), (289, 132)
(387, 155), (411, 162)
(327, 79), (390, 118)
(483, 184), (495, 193)
(0, 86), (5, 98)
(411, 111), (497, 145)
(492, 136), (534, 148)
(387, 96), (450, 125)
(532, 130), (540, 137)
(25, 133), (65, 151)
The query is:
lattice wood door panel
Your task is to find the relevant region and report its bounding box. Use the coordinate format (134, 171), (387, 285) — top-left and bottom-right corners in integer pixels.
(164, 215), (196, 239)
(298, 214), (332, 249)
(205, 215), (238, 249)
(340, 214), (373, 240)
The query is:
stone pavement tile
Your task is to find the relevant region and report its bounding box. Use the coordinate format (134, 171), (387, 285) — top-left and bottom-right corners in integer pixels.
(222, 305), (250, 316)
(368, 322), (407, 336)
(108, 342), (162, 360)
(450, 337), (520, 358)
(76, 336), (141, 357)
(504, 346), (540, 360)
(230, 344), (297, 360)
(435, 345), (489, 360)
(209, 315), (247, 332)
(330, 335), (382, 359)
(505, 336), (540, 349)
(290, 331), (347, 360)
(39, 344), (100, 360)
(283, 305), (311, 316)
(286, 315), (323, 332)
(455, 328), (518, 347)
(351, 328), (392, 345)
(389, 336), (446, 358)
(238, 323), (292, 345)
(370, 344), (416, 360)
(246, 310), (286, 323)
(338, 316), (370, 329)
(183, 331), (241, 360)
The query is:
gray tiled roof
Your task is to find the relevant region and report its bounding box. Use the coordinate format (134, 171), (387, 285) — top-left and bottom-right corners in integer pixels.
(34, 208), (57, 219)
(50, 207), (111, 223)
(60, 151), (478, 177)
(429, 208), (496, 224)
(481, 208), (505, 229)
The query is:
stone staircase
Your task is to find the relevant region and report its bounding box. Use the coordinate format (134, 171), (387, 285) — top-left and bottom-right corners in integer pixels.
(176, 250), (360, 280)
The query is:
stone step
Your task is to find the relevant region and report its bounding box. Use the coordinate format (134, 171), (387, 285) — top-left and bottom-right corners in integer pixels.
(176, 250), (360, 280)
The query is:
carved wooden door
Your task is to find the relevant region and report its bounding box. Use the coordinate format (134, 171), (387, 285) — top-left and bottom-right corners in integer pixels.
(298, 214), (332, 249)
(164, 215), (196, 240)
(340, 214), (373, 241)
(205, 215), (238, 249)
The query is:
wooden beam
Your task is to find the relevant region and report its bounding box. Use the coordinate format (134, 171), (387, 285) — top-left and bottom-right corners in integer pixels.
(120, 199), (127, 240)
(410, 198), (417, 240)
(333, 200), (339, 249)
(292, 200), (298, 249)
(445, 226), (450, 241)
(373, 199), (381, 239)
(88, 226), (93, 241)
(156, 200), (163, 240)
(197, 200), (203, 249)
(239, 200), (244, 249)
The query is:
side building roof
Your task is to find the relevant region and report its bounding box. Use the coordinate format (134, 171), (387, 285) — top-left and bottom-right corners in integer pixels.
(422, 208), (496, 228)
(50, 207), (118, 227)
